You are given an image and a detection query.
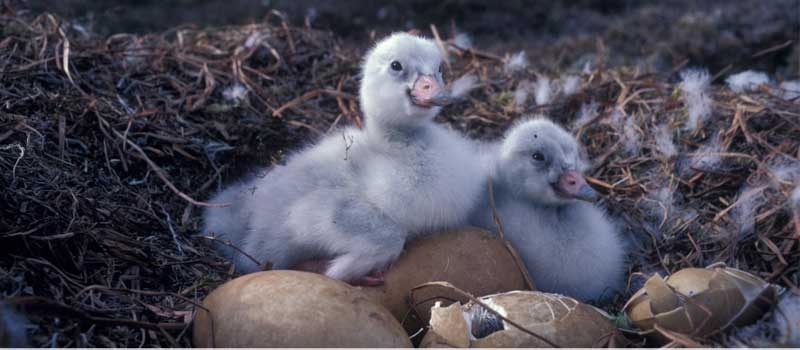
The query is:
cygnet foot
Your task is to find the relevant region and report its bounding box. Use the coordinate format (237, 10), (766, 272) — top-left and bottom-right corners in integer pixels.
(350, 270), (386, 286)
(292, 258), (391, 286)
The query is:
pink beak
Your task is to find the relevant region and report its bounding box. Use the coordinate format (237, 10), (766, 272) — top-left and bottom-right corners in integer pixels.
(557, 170), (597, 201)
(409, 74), (453, 107)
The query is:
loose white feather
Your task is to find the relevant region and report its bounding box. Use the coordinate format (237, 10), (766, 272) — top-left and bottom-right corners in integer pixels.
(689, 134), (723, 172)
(646, 184), (676, 228)
(621, 114), (641, 156)
(726, 70), (771, 93)
(504, 51), (528, 74)
(679, 69), (712, 131)
(453, 32), (472, 49)
(653, 124), (677, 158)
(730, 185), (767, 238)
(779, 80), (800, 100)
(533, 75), (552, 105)
(768, 156), (800, 184)
(572, 102), (598, 130)
(450, 73), (478, 98)
(223, 83), (248, 103)
(560, 75), (581, 96)
(513, 80), (531, 109)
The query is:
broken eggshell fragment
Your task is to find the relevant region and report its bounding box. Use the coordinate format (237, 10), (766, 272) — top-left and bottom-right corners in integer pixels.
(420, 291), (619, 348)
(624, 265), (779, 342)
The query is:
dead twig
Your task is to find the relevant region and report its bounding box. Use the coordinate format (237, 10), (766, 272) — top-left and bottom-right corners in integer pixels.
(97, 115), (229, 208)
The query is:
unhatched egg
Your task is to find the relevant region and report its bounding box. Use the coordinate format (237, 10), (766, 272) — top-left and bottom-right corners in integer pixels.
(358, 228), (532, 335)
(193, 270), (412, 347)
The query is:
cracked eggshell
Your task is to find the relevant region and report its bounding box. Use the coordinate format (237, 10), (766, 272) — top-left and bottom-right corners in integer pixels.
(421, 302), (472, 348)
(421, 291), (619, 348)
(358, 228), (531, 335)
(193, 270), (412, 348)
(624, 266), (778, 341)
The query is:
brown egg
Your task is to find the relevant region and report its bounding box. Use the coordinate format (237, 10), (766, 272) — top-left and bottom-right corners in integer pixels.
(420, 291), (622, 348)
(624, 265), (779, 343)
(357, 228), (532, 335)
(193, 270), (412, 347)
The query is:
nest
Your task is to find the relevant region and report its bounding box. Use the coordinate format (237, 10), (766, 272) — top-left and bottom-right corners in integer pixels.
(1, 7), (798, 348)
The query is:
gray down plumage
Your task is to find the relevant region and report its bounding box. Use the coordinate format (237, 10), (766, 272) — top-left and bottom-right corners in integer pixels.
(471, 118), (626, 302)
(202, 33), (484, 283)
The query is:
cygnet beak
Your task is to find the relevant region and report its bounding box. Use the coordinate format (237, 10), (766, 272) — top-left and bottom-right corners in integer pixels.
(556, 170), (598, 201)
(409, 74), (454, 108)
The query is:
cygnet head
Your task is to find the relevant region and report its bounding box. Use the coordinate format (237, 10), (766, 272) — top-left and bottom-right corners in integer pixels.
(360, 32), (453, 129)
(497, 118), (597, 205)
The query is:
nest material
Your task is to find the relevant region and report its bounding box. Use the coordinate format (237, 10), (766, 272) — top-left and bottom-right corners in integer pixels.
(0, 9), (358, 347)
(0, 7), (798, 348)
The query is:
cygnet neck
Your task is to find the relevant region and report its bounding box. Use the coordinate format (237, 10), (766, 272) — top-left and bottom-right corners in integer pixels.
(495, 177), (573, 211)
(364, 120), (430, 146)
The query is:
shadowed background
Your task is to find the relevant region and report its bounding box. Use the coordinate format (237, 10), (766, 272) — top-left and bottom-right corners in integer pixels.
(17, 0), (800, 74)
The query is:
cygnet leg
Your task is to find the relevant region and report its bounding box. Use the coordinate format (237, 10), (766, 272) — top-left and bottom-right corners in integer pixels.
(310, 196), (406, 285)
(324, 238), (402, 286)
(293, 258), (389, 286)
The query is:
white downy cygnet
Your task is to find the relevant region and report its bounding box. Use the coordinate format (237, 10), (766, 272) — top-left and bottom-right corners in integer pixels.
(203, 33), (483, 285)
(470, 118), (625, 302)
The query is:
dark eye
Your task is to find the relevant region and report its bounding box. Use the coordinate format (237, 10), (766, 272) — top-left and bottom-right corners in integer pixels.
(438, 65), (442, 73)
(532, 152), (545, 161)
(390, 61), (403, 71)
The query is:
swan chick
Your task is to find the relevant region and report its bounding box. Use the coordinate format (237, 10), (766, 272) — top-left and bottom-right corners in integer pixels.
(203, 33), (483, 285)
(472, 118), (625, 302)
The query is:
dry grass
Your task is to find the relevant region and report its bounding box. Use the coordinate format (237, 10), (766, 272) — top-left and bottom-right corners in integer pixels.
(0, 7), (798, 347)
